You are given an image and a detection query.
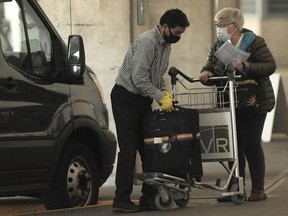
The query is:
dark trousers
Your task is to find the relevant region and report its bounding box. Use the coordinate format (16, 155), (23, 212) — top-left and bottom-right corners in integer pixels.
(111, 84), (153, 202)
(235, 111), (267, 189)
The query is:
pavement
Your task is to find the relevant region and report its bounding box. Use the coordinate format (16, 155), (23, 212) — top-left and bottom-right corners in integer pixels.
(1, 135), (288, 216)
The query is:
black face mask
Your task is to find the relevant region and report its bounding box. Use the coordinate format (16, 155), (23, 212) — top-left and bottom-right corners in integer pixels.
(164, 28), (181, 44)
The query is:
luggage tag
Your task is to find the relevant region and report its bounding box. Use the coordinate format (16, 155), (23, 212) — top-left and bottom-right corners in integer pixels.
(144, 133), (194, 153)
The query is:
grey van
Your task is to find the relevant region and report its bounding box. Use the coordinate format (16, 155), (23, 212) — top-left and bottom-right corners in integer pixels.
(0, 0), (116, 210)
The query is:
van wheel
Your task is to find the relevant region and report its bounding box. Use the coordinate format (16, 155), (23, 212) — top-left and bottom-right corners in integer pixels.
(43, 141), (99, 210)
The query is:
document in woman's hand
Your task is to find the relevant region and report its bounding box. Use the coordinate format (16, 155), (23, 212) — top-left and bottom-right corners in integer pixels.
(214, 41), (251, 65)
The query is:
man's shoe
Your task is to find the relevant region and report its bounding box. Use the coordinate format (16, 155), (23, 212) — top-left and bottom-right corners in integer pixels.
(139, 197), (157, 210)
(248, 189), (267, 201)
(217, 196), (232, 203)
(112, 200), (141, 213)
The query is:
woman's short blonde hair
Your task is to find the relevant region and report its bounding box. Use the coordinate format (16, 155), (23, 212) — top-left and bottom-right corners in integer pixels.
(214, 7), (244, 32)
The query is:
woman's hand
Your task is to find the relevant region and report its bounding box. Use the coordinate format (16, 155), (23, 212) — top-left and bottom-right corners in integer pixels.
(233, 60), (244, 71)
(199, 71), (214, 82)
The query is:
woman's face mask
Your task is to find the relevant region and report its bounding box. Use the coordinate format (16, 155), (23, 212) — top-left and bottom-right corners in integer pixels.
(216, 24), (234, 42)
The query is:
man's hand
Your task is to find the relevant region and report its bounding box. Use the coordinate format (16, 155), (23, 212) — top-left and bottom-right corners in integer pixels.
(160, 95), (176, 111)
(162, 89), (173, 98)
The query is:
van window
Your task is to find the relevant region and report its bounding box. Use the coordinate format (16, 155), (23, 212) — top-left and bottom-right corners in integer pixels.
(0, 0), (51, 77)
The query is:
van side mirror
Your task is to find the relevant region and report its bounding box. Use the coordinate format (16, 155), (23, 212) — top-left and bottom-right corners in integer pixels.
(66, 35), (85, 80)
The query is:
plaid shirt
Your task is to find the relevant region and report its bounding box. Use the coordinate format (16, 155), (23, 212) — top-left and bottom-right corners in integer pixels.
(115, 25), (171, 102)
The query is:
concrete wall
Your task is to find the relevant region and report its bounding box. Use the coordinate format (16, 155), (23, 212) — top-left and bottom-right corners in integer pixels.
(149, 1), (213, 84)
(37, 0), (287, 186)
(262, 18), (288, 68)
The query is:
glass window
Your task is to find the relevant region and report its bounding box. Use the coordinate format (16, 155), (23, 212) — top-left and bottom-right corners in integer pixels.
(0, 0), (52, 77)
(241, 0), (288, 17)
(267, 0), (288, 15)
(22, 0), (51, 61)
(241, 0), (257, 15)
(0, 1), (27, 68)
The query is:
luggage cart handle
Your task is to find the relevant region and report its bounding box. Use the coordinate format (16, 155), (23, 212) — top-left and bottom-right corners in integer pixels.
(168, 67), (195, 84)
(189, 75), (242, 82)
(168, 64), (242, 84)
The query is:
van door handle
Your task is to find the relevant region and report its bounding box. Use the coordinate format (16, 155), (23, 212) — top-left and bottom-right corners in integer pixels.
(0, 111), (13, 119)
(0, 77), (16, 89)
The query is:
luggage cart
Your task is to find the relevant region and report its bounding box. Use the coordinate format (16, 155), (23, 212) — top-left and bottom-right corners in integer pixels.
(135, 65), (246, 210)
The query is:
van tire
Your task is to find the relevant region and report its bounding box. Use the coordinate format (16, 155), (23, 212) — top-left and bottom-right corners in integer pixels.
(43, 141), (99, 210)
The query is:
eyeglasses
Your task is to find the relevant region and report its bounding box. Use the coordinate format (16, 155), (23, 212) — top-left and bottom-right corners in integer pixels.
(214, 23), (234, 28)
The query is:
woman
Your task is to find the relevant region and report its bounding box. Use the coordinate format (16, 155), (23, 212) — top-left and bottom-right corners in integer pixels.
(199, 7), (276, 201)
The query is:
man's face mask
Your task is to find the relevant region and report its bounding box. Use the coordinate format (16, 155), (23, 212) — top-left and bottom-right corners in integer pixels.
(164, 28), (181, 44)
(216, 24), (234, 42)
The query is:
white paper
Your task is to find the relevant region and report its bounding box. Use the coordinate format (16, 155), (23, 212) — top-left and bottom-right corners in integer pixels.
(214, 41), (251, 65)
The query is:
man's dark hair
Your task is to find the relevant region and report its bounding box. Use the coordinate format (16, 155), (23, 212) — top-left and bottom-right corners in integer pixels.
(160, 8), (190, 28)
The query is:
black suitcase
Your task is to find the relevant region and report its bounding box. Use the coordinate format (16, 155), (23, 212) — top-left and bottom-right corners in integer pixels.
(142, 107), (203, 178)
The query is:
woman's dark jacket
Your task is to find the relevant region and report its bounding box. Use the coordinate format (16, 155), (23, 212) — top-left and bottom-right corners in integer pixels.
(201, 28), (276, 113)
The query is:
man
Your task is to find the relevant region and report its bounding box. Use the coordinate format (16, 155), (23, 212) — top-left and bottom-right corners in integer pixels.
(111, 8), (190, 212)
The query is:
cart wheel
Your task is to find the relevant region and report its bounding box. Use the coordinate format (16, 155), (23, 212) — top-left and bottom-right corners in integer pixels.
(154, 193), (174, 210)
(175, 191), (190, 207)
(230, 183), (246, 205)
